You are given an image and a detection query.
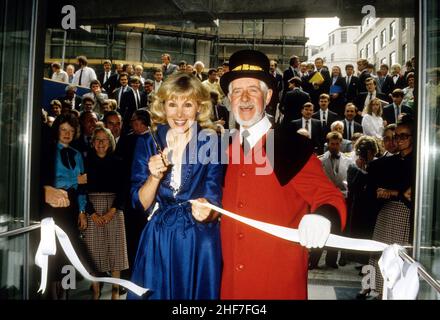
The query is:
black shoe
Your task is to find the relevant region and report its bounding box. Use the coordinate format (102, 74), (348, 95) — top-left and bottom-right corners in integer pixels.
(119, 287), (127, 295)
(338, 257), (346, 266)
(356, 289), (371, 300)
(326, 262), (339, 269)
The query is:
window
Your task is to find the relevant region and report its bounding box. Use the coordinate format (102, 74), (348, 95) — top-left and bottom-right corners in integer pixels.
(329, 35), (332, 46)
(380, 29), (387, 48)
(373, 36), (379, 53)
(390, 51), (396, 65)
(330, 53), (335, 62)
(402, 44), (408, 64)
(341, 30), (347, 43)
(390, 21), (396, 41)
(360, 48), (365, 58)
(381, 57), (387, 65)
(366, 43), (371, 58)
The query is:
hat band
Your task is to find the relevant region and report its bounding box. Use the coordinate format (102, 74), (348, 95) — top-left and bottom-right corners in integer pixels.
(232, 64), (263, 72)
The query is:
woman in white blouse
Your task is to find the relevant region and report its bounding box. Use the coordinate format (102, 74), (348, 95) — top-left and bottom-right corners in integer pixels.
(362, 98), (384, 139)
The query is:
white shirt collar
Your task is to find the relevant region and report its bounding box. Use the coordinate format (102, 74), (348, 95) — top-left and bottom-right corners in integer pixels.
(239, 115), (271, 149)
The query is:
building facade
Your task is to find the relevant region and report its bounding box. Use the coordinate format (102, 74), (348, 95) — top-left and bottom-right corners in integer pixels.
(354, 17), (416, 68)
(308, 26), (360, 72)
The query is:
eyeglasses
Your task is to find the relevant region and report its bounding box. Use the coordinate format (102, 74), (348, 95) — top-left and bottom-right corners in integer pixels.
(394, 133), (412, 141)
(95, 138), (109, 143)
(383, 136), (395, 142)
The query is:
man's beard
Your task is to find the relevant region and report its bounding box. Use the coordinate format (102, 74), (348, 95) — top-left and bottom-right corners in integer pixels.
(233, 102), (264, 128)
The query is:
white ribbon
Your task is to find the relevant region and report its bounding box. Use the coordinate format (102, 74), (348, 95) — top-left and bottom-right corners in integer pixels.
(35, 217), (149, 297)
(379, 244), (420, 300)
(191, 200), (420, 300)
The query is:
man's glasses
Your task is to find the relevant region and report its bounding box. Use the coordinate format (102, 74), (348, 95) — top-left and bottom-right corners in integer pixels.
(394, 133), (412, 141)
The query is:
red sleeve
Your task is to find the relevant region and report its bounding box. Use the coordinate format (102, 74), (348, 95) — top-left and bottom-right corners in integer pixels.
(290, 154), (347, 230)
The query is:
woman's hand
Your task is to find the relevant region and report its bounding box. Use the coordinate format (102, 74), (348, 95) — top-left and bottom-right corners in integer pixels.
(103, 208), (116, 224)
(404, 188), (411, 202)
(377, 188), (399, 199)
(91, 213), (106, 226)
(77, 173), (87, 185)
(191, 198), (216, 223)
(148, 148), (170, 180)
(78, 212), (88, 230)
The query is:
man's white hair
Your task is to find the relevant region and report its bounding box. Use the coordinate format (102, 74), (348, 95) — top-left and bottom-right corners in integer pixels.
(330, 120), (344, 131)
(194, 61), (205, 69)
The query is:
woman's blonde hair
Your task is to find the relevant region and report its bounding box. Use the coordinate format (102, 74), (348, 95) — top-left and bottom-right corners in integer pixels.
(149, 73), (215, 131)
(365, 98), (383, 116)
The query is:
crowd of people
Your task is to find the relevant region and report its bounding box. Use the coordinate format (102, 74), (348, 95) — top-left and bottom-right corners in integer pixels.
(40, 50), (415, 300)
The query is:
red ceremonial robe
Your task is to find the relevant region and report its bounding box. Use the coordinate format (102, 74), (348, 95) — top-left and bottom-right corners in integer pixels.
(220, 132), (346, 299)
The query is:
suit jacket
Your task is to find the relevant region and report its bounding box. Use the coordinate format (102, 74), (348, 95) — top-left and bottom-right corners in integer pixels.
(119, 89), (147, 127)
(113, 85), (132, 107)
(104, 73), (121, 96)
(329, 76), (347, 117)
(302, 69), (331, 110)
(381, 75), (407, 100)
(358, 70), (372, 93)
(162, 63), (178, 78)
(280, 88), (310, 123)
(319, 151), (354, 198)
(213, 104), (230, 130)
(382, 103), (413, 125)
(291, 118), (323, 154)
(355, 92), (389, 113)
(344, 75), (360, 103)
(342, 119), (363, 140)
(98, 71), (113, 90)
(312, 109), (340, 141)
(282, 67), (300, 96)
(58, 95), (82, 110)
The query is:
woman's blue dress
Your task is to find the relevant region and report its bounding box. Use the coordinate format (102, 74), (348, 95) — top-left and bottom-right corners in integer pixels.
(128, 124), (224, 300)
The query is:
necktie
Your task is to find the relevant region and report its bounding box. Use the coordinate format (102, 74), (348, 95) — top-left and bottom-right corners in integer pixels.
(347, 76), (350, 86)
(78, 69), (84, 86)
(348, 121), (352, 140)
(135, 90), (140, 109)
(305, 120), (309, 131)
(395, 105), (400, 121)
(105, 72), (109, 83)
(323, 111), (327, 126)
(242, 129), (251, 154)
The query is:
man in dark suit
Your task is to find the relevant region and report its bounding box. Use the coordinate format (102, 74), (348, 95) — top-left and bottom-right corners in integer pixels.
(382, 89), (414, 125)
(342, 103), (363, 140)
(71, 111), (98, 158)
(282, 55), (300, 97)
(98, 60), (113, 91)
(381, 63), (407, 101)
(291, 102), (323, 154)
(356, 77), (389, 115)
(305, 58), (331, 110)
(312, 93), (339, 148)
(119, 76), (147, 135)
(58, 85), (82, 111)
(344, 64), (360, 103)
(161, 53), (178, 79)
(267, 60), (284, 117)
(280, 77), (310, 124)
(103, 63), (123, 95)
(112, 72), (131, 107)
(357, 58), (371, 93)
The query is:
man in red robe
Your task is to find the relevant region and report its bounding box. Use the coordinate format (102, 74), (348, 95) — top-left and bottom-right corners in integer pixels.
(219, 50), (347, 299)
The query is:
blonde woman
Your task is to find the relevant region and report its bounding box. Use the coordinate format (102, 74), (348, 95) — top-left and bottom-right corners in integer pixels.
(128, 73), (224, 300)
(361, 98), (384, 139)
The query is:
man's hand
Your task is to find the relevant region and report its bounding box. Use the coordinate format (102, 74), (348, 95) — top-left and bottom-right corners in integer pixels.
(298, 214), (331, 248)
(44, 186), (70, 208)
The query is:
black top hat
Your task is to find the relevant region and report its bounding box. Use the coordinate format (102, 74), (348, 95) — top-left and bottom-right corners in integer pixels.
(220, 50), (275, 95)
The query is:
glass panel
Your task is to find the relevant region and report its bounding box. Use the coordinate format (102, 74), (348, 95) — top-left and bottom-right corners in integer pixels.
(0, 234), (25, 299)
(416, 0), (440, 299)
(0, 0), (32, 231)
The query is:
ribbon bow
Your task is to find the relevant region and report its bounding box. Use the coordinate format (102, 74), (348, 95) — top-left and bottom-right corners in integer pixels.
(35, 217), (149, 296)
